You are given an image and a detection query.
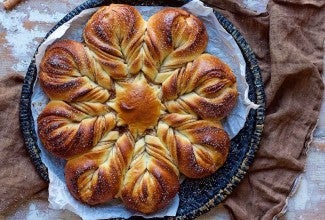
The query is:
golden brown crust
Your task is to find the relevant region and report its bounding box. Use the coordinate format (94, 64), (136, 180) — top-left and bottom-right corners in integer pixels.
(162, 54), (238, 120)
(108, 75), (162, 137)
(37, 100), (116, 159)
(37, 4), (237, 214)
(39, 39), (111, 103)
(157, 113), (229, 178)
(84, 4), (146, 79)
(120, 136), (179, 214)
(143, 7), (208, 82)
(65, 132), (134, 204)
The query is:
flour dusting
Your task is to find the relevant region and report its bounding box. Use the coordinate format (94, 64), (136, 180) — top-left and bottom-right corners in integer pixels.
(29, 11), (66, 23)
(0, 6), (65, 73)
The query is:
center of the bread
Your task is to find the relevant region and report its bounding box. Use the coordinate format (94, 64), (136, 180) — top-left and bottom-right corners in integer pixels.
(114, 76), (162, 136)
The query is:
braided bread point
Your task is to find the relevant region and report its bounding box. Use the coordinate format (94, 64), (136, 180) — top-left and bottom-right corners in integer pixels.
(162, 54), (238, 120)
(38, 100), (116, 158)
(65, 132), (134, 205)
(84, 4), (146, 79)
(157, 113), (230, 178)
(121, 135), (179, 214)
(143, 7), (208, 83)
(39, 39), (112, 103)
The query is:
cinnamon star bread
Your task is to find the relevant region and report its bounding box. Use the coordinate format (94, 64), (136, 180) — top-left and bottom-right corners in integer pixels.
(37, 4), (238, 214)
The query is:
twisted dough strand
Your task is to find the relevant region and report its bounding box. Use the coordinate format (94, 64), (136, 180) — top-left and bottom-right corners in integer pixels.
(84, 4), (146, 79)
(142, 8), (208, 83)
(121, 135), (179, 213)
(157, 113), (230, 178)
(38, 101), (116, 158)
(162, 54), (238, 120)
(65, 131), (134, 204)
(39, 39), (112, 103)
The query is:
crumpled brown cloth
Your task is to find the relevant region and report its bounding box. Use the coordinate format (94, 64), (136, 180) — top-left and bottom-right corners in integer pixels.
(0, 74), (47, 215)
(0, 0), (324, 219)
(204, 0), (325, 219)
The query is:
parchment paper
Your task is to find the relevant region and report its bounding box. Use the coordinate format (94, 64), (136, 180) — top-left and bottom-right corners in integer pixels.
(31, 0), (258, 219)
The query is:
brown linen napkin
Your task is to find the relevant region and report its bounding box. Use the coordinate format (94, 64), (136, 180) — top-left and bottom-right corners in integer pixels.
(0, 74), (47, 215)
(204, 0), (325, 219)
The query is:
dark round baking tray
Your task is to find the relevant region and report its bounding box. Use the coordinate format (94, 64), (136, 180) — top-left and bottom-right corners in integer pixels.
(19, 0), (266, 219)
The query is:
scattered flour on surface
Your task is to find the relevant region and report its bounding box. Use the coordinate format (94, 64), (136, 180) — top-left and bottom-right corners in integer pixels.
(29, 10), (67, 23)
(0, 8), (65, 73)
